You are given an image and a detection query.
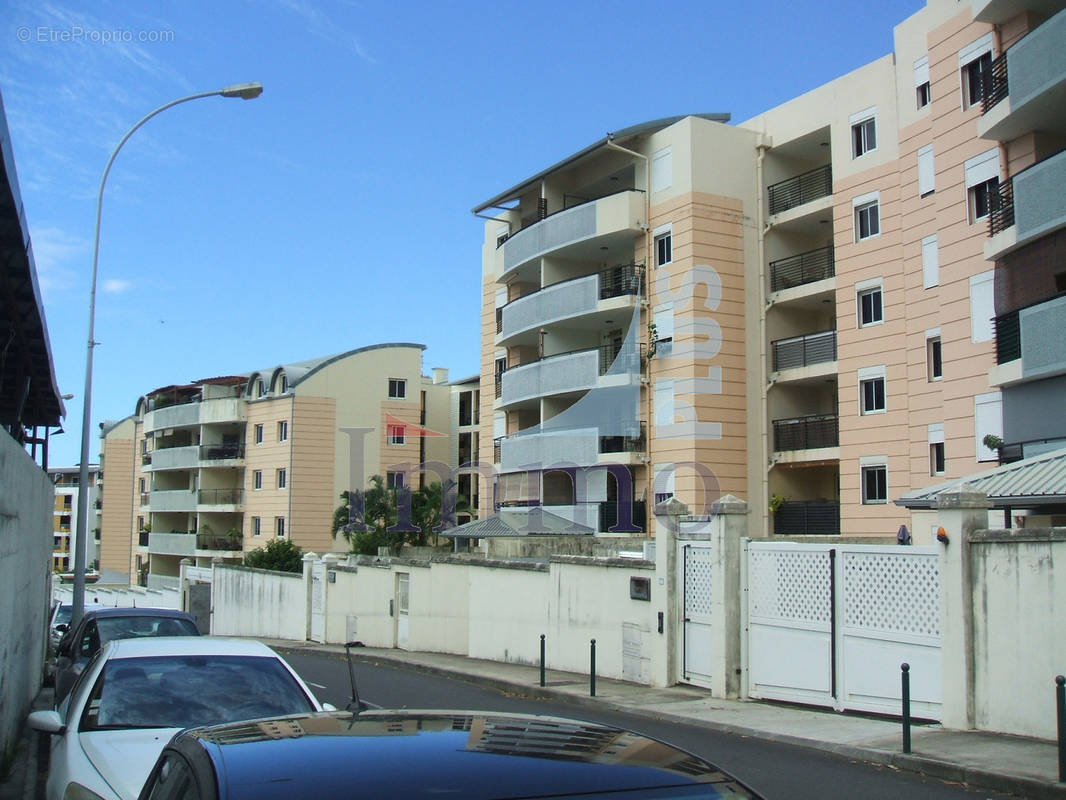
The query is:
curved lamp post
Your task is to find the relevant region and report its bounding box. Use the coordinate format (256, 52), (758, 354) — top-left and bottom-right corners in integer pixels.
(71, 83), (263, 628)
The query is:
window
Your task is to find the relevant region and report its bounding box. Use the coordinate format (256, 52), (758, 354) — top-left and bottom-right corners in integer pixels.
(256, 379), (266, 397)
(917, 145), (935, 197)
(386, 471), (405, 490)
(965, 149), (1000, 225)
(969, 177), (999, 222)
(922, 234), (939, 289)
(927, 335), (943, 381)
(850, 109), (877, 158)
(278, 420), (288, 442)
(653, 465), (675, 506)
(974, 392), (1003, 462)
(652, 303), (674, 359)
(277, 468), (287, 489)
(388, 378), (406, 399)
(252, 517), (261, 537)
(963, 51), (992, 108)
(254, 424), (264, 444)
(387, 424), (405, 445)
(930, 443), (946, 476)
(253, 470), (263, 490)
(861, 465), (887, 504)
(860, 375), (886, 414)
(654, 380), (675, 428)
(139, 478), (146, 493)
(651, 146), (672, 193)
(275, 517), (286, 538)
(970, 270), (995, 343)
(279, 375), (289, 393)
(855, 200), (880, 240)
(857, 284), (883, 327)
(914, 55), (931, 109)
(655, 231), (672, 267)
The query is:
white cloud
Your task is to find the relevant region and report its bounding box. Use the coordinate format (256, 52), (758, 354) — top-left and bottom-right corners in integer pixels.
(102, 278), (133, 293)
(30, 226), (88, 291)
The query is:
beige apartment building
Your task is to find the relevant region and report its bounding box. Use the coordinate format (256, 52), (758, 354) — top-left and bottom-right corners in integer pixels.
(47, 466), (100, 574)
(97, 344), (455, 588)
(474, 0), (1065, 540)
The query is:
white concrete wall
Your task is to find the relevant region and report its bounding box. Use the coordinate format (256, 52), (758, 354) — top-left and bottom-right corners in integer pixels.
(0, 432), (53, 761)
(52, 584), (179, 609)
(209, 564), (305, 640)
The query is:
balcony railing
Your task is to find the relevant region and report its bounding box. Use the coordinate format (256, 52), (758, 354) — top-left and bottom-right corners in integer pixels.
(197, 488), (244, 505)
(772, 414), (839, 451)
(773, 501), (840, 535)
(196, 533), (243, 551)
(768, 164), (833, 215)
(598, 263), (644, 299)
(771, 330), (837, 371)
(599, 422), (647, 455)
(981, 52), (1009, 113)
(769, 244), (834, 292)
(138, 531), (150, 547)
(139, 492), (150, 506)
(994, 309), (1020, 364)
(988, 177), (1015, 236)
(200, 443), (245, 461)
(141, 453), (152, 466)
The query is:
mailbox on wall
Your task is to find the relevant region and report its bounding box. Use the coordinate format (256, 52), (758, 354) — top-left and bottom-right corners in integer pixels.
(629, 576), (651, 601)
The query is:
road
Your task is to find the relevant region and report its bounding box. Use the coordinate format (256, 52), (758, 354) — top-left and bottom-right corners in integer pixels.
(279, 648), (1017, 800)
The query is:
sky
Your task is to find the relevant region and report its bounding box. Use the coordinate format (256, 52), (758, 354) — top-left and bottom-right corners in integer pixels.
(1, 0), (924, 468)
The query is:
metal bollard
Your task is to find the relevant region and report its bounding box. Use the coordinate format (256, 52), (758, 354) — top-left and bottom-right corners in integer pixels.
(1056, 675), (1065, 783)
(901, 663), (911, 754)
(540, 634), (546, 688)
(590, 639), (597, 697)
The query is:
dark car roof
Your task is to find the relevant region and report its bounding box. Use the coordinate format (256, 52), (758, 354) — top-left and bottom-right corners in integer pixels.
(178, 711), (759, 799)
(82, 607), (195, 620)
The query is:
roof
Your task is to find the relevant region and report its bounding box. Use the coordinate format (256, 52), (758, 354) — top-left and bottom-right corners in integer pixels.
(895, 446), (1066, 509)
(0, 89), (64, 428)
(82, 607), (196, 621)
(442, 508), (595, 538)
(106, 635), (277, 659)
(472, 113), (731, 215)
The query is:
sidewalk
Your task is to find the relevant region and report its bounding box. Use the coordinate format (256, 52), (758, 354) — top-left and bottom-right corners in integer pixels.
(271, 640), (1066, 800)
(0, 687), (51, 800)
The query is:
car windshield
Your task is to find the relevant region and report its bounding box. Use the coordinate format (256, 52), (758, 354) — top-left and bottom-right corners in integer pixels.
(95, 615), (199, 644)
(53, 606), (72, 625)
(80, 655), (315, 731)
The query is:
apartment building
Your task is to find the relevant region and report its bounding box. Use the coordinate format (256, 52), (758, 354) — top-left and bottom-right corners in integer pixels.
(474, 0), (1063, 540)
(47, 466), (100, 573)
(447, 374), (482, 526)
(97, 343), (453, 588)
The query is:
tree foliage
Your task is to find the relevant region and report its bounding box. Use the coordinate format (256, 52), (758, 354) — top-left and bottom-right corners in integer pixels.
(243, 538), (304, 572)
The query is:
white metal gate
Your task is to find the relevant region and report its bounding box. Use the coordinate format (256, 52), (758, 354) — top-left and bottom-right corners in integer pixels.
(746, 542), (941, 719)
(309, 560), (326, 643)
(396, 573), (410, 650)
(680, 543), (713, 689)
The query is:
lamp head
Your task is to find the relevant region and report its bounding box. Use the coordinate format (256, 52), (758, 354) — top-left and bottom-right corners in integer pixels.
(220, 82), (263, 100)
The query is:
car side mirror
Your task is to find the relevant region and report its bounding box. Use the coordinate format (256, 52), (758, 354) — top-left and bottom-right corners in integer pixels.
(322, 703), (337, 712)
(27, 710), (66, 736)
(55, 624), (68, 633)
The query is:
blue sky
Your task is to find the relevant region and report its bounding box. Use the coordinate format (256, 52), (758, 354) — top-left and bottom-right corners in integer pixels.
(1, 0), (923, 468)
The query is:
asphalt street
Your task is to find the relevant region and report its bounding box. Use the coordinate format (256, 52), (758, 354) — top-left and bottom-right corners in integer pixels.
(278, 648), (1020, 800)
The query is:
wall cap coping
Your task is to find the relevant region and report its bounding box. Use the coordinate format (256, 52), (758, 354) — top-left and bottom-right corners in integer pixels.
(548, 554), (655, 569)
(935, 487), (993, 509)
(971, 527), (1066, 544)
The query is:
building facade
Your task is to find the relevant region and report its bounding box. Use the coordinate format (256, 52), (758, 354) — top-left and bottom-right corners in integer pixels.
(474, 0), (1065, 540)
(48, 466), (100, 574)
(97, 344), (455, 588)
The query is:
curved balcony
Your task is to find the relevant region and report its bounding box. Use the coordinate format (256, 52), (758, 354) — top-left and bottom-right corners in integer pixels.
(498, 345), (644, 409)
(498, 264), (644, 346)
(146, 445), (199, 472)
(200, 443), (246, 465)
(497, 190), (646, 282)
(197, 488), (244, 511)
(147, 489), (198, 513)
(498, 422), (646, 472)
(143, 397), (245, 434)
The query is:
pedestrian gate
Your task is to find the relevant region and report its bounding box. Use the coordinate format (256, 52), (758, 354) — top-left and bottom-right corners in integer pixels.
(680, 543), (714, 689)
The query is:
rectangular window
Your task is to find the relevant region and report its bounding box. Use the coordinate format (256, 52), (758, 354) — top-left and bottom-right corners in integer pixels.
(275, 517), (286, 538)
(963, 51), (992, 108)
(256, 379), (266, 397)
(280, 375), (289, 393)
(975, 392), (1003, 462)
(927, 335), (943, 380)
(277, 468), (287, 489)
(970, 270), (995, 343)
(914, 55), (931, 109)
(252, 517), (261, 537)
(278, 420), (288, 441)
(851, 113), (876, 158)
(139, 478), (146, 493)
(857, 285), (883, 327)
(930, 443), (946, 476)
(652, 303), (674, 359)
(969, 177), (999, 222)
(651, 146), (672, 193)
(388, 378), (406, 399)
(921, 234), (939, 289)
(655, 232), (672, 267)
(860, 376), (886, 414)
(855, 200), (880, 241)
(654, 380), (675, 428)
(386, 471), (405, 490)
(253, 470), (263, 490)
(861, 465), (887, 504)
(917, 82), (931, 109)
(387, 424), (405, 445)
(917, 144), (935, 196)
(254, 424), (264, 444)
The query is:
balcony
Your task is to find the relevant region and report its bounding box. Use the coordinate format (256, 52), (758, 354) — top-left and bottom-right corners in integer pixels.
(497, 190), (646, 281)
(200, 443), (245, 463)
(769, 244), (834, 293)
(987, 150), (1066, 260)
(773, 501), (840, 536)
(147, 445), (199, 472)
(993, 293), (1066, 380)
(138, 531), (150, 547)
(771, 330), (837, 372)
(198, 488), (244, 508)
(143, 396), (245, 433)
(498, 264), (644, 345)
(978, 8), (1066, 142)
(499, 344), (643, 408)
(767, 165), (832, 216)
(148, 531), (243, 556)
(498, 422), (645, 472)
(772, 414), (839, 452)
(147, 489), (198, 513)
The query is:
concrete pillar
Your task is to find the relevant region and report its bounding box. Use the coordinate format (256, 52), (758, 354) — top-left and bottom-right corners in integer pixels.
(710, 494), (748, 699)
(302, 552), (318, 642)
(653, 498), (688, 688)
(936, 488), (991, 730)
(179, 558), (192, 613)
(321, 553), (341, 644)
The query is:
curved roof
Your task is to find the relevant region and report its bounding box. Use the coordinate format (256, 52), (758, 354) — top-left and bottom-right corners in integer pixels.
(472, 113), (730, 215)
(259, 342), (426, 390)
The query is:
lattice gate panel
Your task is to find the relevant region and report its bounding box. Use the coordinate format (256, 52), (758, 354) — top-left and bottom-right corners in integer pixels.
(680, 544), (713, 688)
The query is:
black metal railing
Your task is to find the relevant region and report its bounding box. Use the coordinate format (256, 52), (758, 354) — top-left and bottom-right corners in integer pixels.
(981, 52), (1009, 114)
(599, 422), (647, 455)
(494, 373), (503, 399)
(598, 343), (646, 375)
(772, 414), (839, 451)
(770, 244), (835, 292)
(768, 164), (833, 215)
(138, 531), (150, 547)
(495, 188), (644, 249)
(988, 178), (1015, 236)
(600, 500), (646, 533)
(771, 330), (837, 371)
(774, 501), (840, 535)
(197, 488), (244, 505)
(493, 438), (502, 463)
(200, 443), (245, 461)
(496, 307), (503, 334)
(994, 309), (1021, 364)
(598, 263), (645, 299)
(196, 533), (243, 551)
(139, 492), (150, 506)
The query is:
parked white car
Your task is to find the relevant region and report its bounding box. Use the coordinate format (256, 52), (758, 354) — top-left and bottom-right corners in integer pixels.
(29, 637), (332, 800)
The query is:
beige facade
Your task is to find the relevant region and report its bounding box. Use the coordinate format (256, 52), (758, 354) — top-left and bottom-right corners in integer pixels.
(47, 466), (99, 574)
(97, 344), (456, 587)
(474, 0), (1062, 540)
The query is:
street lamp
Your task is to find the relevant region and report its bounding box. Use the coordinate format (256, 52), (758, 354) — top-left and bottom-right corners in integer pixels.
(71, 83), (263, 629)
